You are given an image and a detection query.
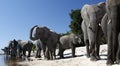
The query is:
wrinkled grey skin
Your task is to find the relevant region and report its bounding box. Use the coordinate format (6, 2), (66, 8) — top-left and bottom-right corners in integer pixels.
(106, 0), (120, 65)
(81, 2), (106, 61)
(34, 39), (42, 58)
(59, 33), (82, 58)
(118, 33), (120, 64)
(17, 40), (33, 58)
(30, 25), (60, 60)
(101, 0), (120, 64)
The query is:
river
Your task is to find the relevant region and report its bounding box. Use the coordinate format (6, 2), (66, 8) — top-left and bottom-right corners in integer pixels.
(0, 55), (27, 66)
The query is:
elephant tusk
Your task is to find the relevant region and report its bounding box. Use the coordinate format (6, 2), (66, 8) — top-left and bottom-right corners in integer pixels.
(99, 23), (101, 26)
(108, 19), (111, 24)
(88, 24), (90, 27)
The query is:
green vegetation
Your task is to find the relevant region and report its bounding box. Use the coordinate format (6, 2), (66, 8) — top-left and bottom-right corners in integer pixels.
(69, 9), (83, 35)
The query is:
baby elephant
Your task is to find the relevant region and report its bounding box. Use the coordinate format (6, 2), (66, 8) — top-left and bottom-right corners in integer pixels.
(59, 33), (82, 58)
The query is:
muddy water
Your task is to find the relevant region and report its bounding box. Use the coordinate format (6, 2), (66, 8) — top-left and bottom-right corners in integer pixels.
(0, 55), (28, 66)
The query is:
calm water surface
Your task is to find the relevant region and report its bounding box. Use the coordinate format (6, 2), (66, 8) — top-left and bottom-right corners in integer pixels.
(0, 55), (27, 66)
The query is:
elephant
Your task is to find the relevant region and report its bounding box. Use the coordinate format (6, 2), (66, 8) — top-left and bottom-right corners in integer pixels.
(100, 0), (120, 64)
(34, 39), (42, 58)
(1, 47), (10, 55)
(8, 39), (33, 58)
(17, 40), (33, 58)
(8, 40), (18, 58)
(58, 33), (82, 58)
(106, 0), (120, 65)
(30, 25), (60, 60)
(81, 2), (106, 61)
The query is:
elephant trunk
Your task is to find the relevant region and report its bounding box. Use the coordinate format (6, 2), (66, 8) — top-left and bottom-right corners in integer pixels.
(30, 25), (38, 41)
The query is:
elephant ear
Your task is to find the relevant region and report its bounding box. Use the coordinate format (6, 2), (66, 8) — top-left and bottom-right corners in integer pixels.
(70, 33), (78, 44)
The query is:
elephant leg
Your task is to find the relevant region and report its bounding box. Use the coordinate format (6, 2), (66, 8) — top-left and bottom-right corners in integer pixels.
(88, 34), (96, 61)
(71, 44), (76, 57)
(53, 49), (56, 59)
(81, 21), (90, 58)
(35, 50), (39, 58)
(42, 44), (46, 59)
(38, 49), (41, 58)
(46, 47), (50, 60)
(111, 6), (120, 64)
(59, 49), (65, 58)
(50, 50), (53, 60)
(85, 40), (90, 58)
(116, 33), (120, 64)
(23, 50), (26, 57)
(28, 50), (31, 57)
(106, 22), (114, 65)
(95, 42), (100, 60)
(95, 27), (102, 60)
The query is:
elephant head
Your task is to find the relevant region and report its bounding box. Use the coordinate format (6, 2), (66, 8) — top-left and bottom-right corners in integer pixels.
(30, 25), (50, 41)
(70, 33), (82, 45)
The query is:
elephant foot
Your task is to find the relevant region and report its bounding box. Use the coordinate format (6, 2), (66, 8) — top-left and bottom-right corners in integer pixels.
(60, 56), (64, 59)
(95, 56), (101, 60)
(106, 60), (114, 65)
(90, 56), (98, 61)
(72, 55), (77, 57)
(116, 60), (120, 64)
(85, 54), (90, 58)
(35, 55), (41, 58)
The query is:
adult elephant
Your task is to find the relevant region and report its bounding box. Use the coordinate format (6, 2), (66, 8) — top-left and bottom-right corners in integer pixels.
(101, 0), (120, 65)
(30, 25), (60, 60)
(81, 2), (106, 61)
(58, 33), (82, 58)
(17, 40), (33, 58)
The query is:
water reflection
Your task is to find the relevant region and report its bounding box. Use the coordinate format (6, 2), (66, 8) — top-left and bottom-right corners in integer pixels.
(0, 55), (28, 66)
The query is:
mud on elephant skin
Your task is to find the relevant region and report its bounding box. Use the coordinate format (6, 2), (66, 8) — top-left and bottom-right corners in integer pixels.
(81, 2), (106, 61)
(30, 25), (60, 60)
(58, 33), (82, 58)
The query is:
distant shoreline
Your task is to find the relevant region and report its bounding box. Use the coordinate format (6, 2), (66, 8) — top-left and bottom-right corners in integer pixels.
(0, 53), (5, 55)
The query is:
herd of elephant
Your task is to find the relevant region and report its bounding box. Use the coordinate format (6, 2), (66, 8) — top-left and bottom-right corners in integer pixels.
(2, 26), (83, 59)
(1, 0), (120, 65)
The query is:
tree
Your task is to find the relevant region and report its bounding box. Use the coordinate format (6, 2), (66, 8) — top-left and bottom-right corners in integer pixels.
(69, 9), (83, 34)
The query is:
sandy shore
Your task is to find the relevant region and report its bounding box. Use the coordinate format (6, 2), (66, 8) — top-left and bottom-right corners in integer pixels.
(18, 45), (120, 66)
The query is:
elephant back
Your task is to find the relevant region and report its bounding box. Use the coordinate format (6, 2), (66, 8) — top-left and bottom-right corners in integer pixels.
(60, 35), (70, 49)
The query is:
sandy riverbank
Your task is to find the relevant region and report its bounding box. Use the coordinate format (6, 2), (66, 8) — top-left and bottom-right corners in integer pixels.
(18, 45), (120, 66)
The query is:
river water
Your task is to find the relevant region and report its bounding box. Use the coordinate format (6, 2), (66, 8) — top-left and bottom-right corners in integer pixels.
(0, 55), (27, 66)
